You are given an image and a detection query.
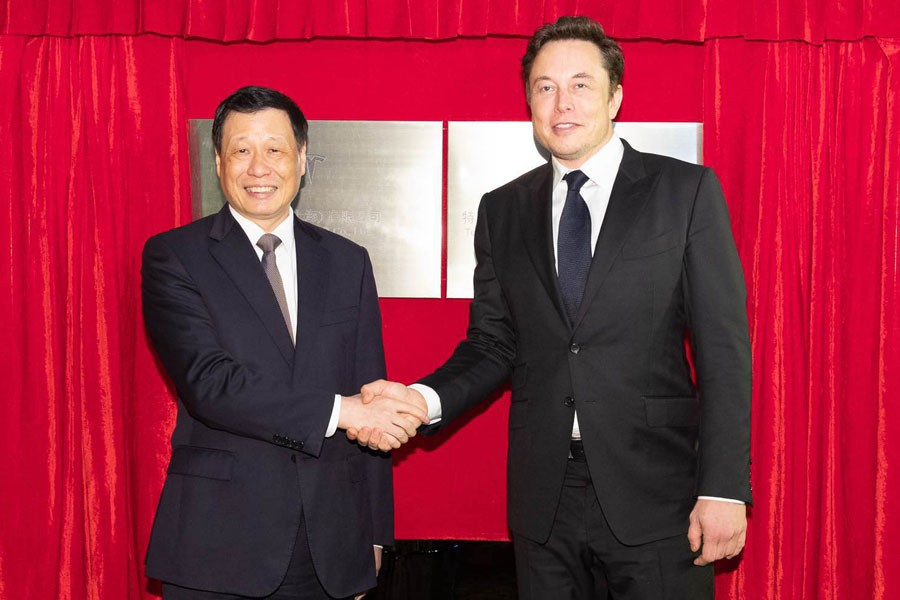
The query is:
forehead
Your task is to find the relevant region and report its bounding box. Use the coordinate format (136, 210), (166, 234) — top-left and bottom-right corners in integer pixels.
(530, 39), (609, 82)
(221, 108), (294, 141)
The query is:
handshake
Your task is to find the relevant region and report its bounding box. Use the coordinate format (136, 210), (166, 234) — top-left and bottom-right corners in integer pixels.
(338, 380), (430, 452)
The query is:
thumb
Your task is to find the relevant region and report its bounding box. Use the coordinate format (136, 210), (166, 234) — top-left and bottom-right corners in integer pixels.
(360, 379), (388, 403)
(687, 512), (702, 552)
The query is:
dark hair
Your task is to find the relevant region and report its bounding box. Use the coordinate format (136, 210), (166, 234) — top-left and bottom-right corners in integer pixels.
(211, 86), (308, 154)
(521, 16), (624, 100)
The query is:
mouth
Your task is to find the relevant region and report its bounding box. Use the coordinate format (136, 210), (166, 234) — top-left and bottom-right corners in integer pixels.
(553, 122), (579, 132)
(245, 186), (278, 194)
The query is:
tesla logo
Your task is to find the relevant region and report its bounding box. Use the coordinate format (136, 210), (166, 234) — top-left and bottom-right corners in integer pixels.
(305, 154), (326, 185)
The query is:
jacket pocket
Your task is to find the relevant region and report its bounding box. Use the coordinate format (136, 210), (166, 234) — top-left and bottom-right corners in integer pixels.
(320, 306), (357, 326)
(643, 396), (699, 427)
(623, 232), (680, 260)
(167, 445), (236, 481)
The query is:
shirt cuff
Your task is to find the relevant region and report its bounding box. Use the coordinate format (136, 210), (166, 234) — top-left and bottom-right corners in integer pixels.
(325, 394), (341, 437)
(697, 496), (745, 504)
(409, 383), (442, 424)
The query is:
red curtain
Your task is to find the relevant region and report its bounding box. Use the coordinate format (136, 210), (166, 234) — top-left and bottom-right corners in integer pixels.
(703, 38), (900, 599)
(0, 34), (188, 598)
(1, 2), (899, 599)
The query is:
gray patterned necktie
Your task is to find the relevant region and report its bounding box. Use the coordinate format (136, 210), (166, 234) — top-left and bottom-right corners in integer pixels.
(257, 233), (294, 344)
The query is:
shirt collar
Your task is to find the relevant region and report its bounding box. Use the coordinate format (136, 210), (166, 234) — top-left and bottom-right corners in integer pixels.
(228, 205), (296, 251)
(551, 131), (624, 190)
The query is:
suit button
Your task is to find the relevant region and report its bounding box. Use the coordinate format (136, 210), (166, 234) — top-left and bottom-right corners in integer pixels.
(564, 396), (575, 407)
(569, 344), (580, 355)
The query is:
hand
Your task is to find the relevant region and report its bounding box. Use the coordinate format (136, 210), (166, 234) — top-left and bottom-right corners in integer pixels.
(353, 547), (382, 600)
(347, 380), (428, 451)
(338, 393), (427, 452)
(687, 499), (747, 566)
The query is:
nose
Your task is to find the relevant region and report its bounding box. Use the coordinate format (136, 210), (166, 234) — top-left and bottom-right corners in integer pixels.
(555, 88), (573, 112)
(247, 152), (270, 176)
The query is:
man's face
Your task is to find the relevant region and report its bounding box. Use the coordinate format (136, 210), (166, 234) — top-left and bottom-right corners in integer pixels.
(215, 108), (306, 232)
(528, 39), (623, 169)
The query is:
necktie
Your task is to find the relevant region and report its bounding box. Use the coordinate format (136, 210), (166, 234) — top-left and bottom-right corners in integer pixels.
(558, 169), (592, 321)
(257, 233), (294, 344)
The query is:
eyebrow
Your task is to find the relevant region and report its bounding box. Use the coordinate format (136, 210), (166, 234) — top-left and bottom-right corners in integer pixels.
(531, 72), (595, 86)
(227, 134), (289, 144)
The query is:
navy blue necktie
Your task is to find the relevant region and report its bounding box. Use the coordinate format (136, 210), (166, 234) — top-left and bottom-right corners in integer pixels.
(558, 170), (592, 321)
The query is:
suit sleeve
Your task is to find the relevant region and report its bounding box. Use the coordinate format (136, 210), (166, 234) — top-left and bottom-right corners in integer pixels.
(683, 168), (753, 503)
(352, 252), (394, 546)
(418, 194), (516, 426)
(142, 235), (333, 456)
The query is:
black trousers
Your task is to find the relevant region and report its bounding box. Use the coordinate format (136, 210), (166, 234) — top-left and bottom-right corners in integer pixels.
(513, 455), (714, 600)
(162, 515), (349, 600)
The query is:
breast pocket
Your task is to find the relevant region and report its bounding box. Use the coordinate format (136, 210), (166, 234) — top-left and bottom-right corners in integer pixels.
(623, 232), (680, 260)
(320, 306), (357, 327)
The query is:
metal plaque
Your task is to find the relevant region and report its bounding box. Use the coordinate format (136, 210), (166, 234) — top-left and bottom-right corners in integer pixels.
(446, 121), (702, 298)
(189, 120), (443, 298)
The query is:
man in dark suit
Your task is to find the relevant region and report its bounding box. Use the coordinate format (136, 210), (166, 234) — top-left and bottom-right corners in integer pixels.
(352, 17), (751, 599)
(142, 86), (426, 599)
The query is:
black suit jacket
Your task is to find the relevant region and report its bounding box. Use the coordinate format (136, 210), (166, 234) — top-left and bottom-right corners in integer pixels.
(421, 140), (751, 546)
(142, 206), (391, 598)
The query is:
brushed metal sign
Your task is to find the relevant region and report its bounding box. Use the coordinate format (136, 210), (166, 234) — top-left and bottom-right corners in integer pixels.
(446, 121), (703, 298)
(189, 119), (443, 298)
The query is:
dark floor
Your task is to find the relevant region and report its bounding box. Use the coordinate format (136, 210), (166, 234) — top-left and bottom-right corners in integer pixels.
(371, 541), (517, 600)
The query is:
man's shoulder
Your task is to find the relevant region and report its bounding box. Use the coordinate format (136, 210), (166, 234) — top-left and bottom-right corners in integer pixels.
(145, 213), (217, 250)
(485, 162), (552, 199)
(623, 142), (710, 180)
(296, 218), (367, 259)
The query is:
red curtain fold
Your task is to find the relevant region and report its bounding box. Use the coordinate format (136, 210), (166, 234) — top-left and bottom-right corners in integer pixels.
(703, 37), (900, 599)
(0, 34), (188, 599)
(2, 0), (900, 42)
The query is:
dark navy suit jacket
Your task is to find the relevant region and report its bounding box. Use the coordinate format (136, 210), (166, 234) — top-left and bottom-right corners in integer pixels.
(142, 205), (391, 598)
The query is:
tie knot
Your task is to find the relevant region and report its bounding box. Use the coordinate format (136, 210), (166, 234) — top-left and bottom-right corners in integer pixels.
(257, 233), (282, 253)
(564, 170), (589, 193)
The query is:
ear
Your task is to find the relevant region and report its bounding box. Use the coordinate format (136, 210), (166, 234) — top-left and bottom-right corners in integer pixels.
(215, 152), (222, 178)
(608, 84), (623, 120)
(298, 143), (307, 177)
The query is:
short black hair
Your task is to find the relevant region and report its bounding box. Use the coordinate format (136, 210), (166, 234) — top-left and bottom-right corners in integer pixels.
(521, 16), (624, 101)
(211, 86), (308, 154)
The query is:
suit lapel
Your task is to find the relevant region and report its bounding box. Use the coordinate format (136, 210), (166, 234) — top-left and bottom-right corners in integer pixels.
(292, 218), (329, 377)
(518, 165), (570, 322)
(573, 141), (656, 328)
(208, 206), (295, 367)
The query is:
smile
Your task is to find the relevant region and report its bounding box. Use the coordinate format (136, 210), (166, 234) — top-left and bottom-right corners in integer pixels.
(245, 186), (277, 193)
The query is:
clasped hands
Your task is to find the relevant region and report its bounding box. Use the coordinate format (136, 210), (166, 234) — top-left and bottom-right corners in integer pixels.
(339, 380), (428, 452)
